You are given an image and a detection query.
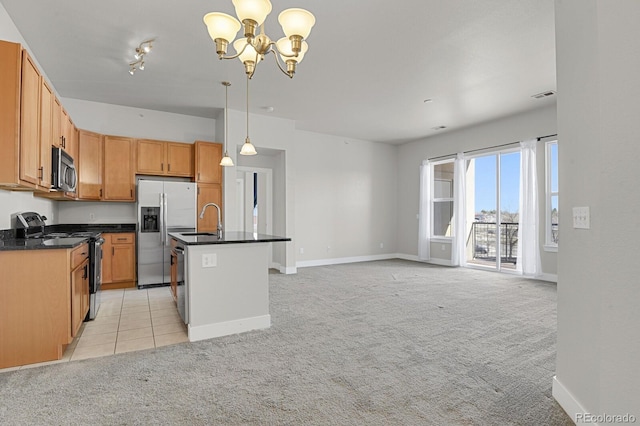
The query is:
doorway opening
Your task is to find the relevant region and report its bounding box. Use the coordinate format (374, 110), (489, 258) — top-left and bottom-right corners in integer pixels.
(465, 150), (521, 271)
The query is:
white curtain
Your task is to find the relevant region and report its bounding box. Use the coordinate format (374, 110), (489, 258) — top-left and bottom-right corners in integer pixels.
(418, 160), (431, 260)
(517, 139), (541, 276)
(452, 153), (466, 266)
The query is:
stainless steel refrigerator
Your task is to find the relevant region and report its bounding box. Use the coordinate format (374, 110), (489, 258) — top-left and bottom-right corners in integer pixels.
(137, 180), (197, 288)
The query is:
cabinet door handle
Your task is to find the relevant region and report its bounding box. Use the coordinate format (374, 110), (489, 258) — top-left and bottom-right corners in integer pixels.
(198, 172), (200, 181)
(38, 166), (44, 180)
(161, 163), (164, 171)
(82, 264), (88, 279)
(100, 188), (103, 197)
(130, 189), (133, 198)
(112, 247), (115, 256)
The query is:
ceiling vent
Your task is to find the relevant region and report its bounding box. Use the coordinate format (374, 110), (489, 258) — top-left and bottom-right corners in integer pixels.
(431, 125), (447, 131)
(531, 90), (556, 99)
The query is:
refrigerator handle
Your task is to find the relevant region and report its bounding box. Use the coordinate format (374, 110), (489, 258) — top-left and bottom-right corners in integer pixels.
(159, 193), (165, 246)
(163, 192), (169, 246)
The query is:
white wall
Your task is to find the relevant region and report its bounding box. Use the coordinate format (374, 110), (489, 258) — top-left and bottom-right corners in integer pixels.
(61, 98), (215, 143)
(293, 130), (398, 263)
(221, 109), (398, 271)
(396, 105), (558, 277)
(553, 0), (640, 419)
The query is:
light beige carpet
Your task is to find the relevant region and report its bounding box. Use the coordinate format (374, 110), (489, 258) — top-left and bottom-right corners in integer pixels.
(0, 260), (572, 425)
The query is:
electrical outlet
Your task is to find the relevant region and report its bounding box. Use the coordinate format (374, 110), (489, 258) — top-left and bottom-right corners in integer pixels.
(89, 213), (95, 221)
(202, 253), (217, 268)
(299, 247), (304, 254)
(327, 246), (332, 252)
(441, 244), (446, 251)
(379, 242), (384, 249)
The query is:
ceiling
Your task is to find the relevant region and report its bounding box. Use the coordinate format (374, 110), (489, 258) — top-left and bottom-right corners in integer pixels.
(1, 0), (557, 144)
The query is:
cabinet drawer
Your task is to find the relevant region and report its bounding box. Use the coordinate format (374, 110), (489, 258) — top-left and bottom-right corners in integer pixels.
(111, 233), (134, 244)
(70, 243), (89, 269)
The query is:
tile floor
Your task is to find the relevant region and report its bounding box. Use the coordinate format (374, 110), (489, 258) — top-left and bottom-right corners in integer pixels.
(1, 287), (188, 373)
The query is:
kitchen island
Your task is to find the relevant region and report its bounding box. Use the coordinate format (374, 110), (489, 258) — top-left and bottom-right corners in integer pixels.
(168, 232), (290, 342)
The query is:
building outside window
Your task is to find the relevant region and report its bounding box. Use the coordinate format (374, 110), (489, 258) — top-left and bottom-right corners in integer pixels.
(432, 160), (455, 238)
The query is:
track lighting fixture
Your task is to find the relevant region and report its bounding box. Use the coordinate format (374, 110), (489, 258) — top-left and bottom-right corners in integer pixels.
(128, 39), (154, 75)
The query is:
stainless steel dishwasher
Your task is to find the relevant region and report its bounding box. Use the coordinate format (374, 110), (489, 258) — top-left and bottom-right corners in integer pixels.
(171, 241), (186, 323)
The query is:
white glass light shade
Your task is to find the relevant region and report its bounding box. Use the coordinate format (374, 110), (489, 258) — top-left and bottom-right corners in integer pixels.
(203, 12), (241, 43)
(220, 154), (234, 166)
(278, 8), (315, 39)
(240, 140), (257, 155)
(276, 38), (308, 63)
(233, 39), (262, 64)
(232, 0), (272, 25)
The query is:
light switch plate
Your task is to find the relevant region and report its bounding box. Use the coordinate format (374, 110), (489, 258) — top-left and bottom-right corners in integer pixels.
(202, 253), (217, 268)
(572, 206), (590, 229)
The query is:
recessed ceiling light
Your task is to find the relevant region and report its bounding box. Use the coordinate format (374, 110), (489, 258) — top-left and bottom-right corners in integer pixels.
(263, 106), (275, 113)
(431, 125), (447, 130)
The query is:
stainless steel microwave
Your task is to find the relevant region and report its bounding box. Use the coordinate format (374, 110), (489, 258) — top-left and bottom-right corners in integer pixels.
(51, 146), (77, 192)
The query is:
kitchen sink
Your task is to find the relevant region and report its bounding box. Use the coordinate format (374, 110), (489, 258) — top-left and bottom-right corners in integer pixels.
(181, 232), (216, 236)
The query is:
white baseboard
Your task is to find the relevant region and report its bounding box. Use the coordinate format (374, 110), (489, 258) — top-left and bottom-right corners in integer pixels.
(552, 376), (584, 425)
(188, 315), (271, 342)
(269, 262), (297, 274)
(395, 253), (420, 262)
(426, 258), (454, 267)
(538, 273), (558, 283)
(281, 265), (297, 274)
(296, 253), (397, 268)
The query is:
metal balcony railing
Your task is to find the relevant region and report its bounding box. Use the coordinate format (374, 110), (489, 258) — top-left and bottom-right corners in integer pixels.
(471, 222), (519, 264)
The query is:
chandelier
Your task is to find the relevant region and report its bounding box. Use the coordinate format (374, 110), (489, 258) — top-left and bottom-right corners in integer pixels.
(203, 0), (315, 79)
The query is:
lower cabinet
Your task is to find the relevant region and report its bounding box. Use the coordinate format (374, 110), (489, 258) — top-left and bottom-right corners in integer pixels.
(70, 248), (89, 338)
(102, 233), (136, 289)
(0, 243), (89, 369)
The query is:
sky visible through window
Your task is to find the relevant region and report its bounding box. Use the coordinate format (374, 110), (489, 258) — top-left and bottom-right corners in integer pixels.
(474, 154), (520, 214)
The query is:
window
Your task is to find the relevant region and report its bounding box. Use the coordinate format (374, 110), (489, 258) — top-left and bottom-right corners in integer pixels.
(432, 161), (454, 237)
(545, 141), (559, 250)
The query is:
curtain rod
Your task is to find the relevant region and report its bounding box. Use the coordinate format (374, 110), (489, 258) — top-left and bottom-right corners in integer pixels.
(427, 133), (557, 161)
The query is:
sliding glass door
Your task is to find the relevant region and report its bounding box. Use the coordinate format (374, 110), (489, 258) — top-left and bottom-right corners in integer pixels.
(466, 151), (520, 271)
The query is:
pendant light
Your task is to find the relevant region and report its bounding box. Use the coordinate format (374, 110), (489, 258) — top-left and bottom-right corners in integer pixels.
(240, 74), (257, 155)
(220, 81), (234, 166)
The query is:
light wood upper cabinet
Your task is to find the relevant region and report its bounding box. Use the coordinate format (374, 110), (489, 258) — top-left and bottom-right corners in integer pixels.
(77, 130), (103, 200)
(38, 79), (53, 190)
(52, 97), (62, 148)
(136, 139), (194, 177)
(18, 49), (41, 187)
(62, 110), (77, 161)
(0, 41), (54, 192)
(103, 136), (135, 201)
(194, 141), (222, 183)
(166, 142), (194, 176)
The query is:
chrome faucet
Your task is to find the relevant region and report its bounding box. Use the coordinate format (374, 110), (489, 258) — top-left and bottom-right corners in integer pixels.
(199, 203), (223, 239)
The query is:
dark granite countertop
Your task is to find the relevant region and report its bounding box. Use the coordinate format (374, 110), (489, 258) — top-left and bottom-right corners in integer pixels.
(0, 223), (136, 251)
(0, 237), (89, 251)
(169, 231), (290, 246)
